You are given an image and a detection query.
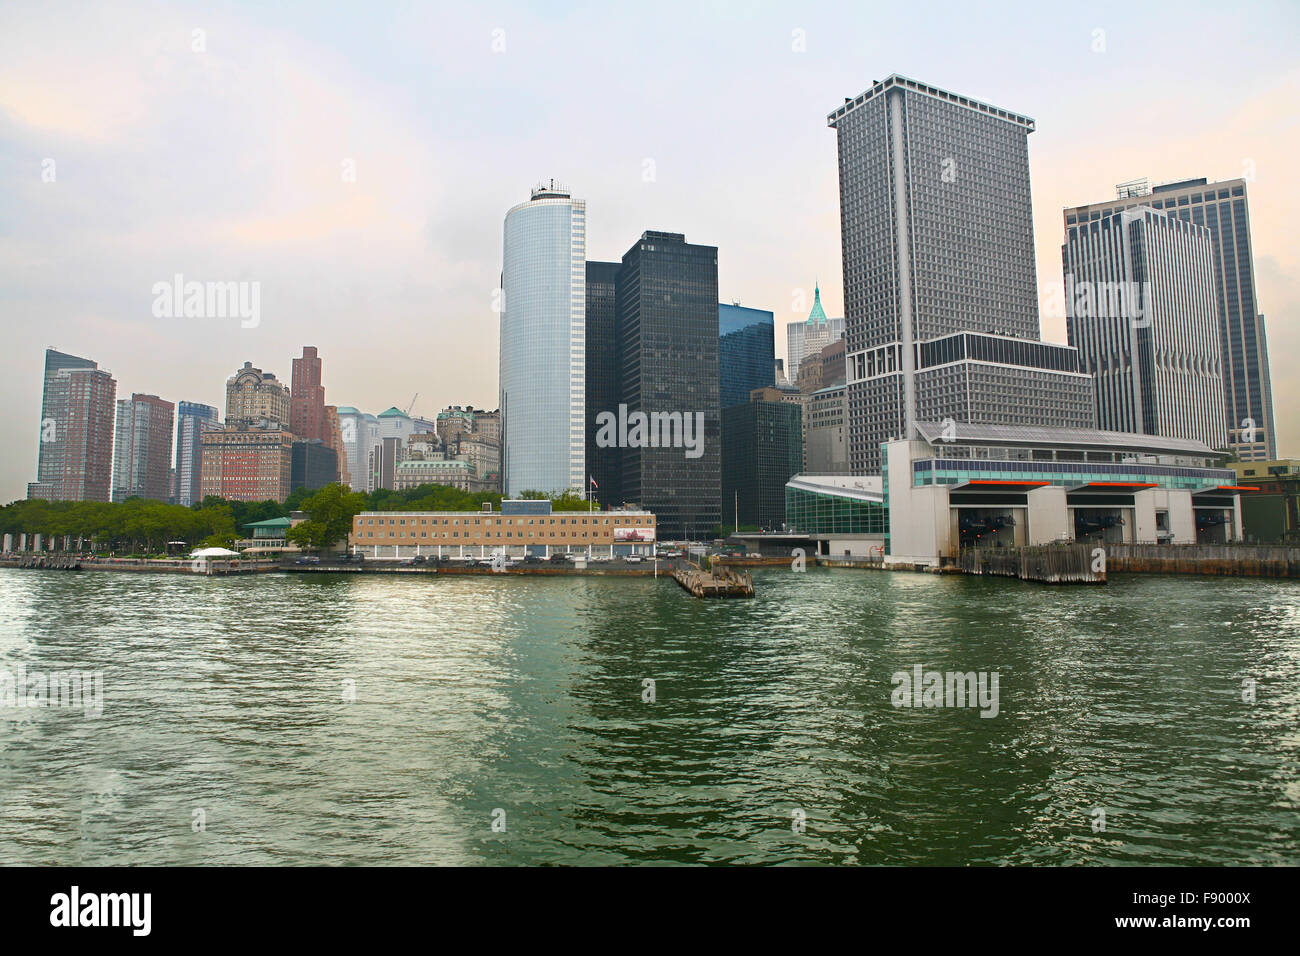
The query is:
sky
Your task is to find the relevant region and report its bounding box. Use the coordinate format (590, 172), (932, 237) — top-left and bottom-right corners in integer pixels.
(1, 0), (1297, 501)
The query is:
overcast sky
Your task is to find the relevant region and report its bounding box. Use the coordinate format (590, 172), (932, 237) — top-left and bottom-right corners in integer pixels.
(2, 0), (1297, 500)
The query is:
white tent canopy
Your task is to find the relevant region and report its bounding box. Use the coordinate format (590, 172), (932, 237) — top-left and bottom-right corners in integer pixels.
(190, 547), (239, 558)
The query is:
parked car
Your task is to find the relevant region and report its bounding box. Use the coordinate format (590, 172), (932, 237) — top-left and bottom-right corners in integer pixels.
(411, 554), (427, 564)
(625, 555), (643, 563)
(548, 553), (568, 564)
(295, 555), (321, 565)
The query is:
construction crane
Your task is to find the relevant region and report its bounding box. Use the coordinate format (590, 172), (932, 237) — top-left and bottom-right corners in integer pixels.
(404, 392), (418, 415)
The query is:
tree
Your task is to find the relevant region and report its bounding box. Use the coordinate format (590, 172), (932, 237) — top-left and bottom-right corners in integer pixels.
(287, 483), (367, 550)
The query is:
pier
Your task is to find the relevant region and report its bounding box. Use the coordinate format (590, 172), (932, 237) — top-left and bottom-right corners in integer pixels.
(958, 543), (1105, 584)
(671, 561), (755, 598)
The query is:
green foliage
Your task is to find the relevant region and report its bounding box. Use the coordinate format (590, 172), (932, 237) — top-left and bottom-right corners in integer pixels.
(288, 483), (367, 549)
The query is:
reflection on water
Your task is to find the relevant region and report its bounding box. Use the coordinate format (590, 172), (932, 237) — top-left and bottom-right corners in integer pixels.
(0, 567), (1297, 865)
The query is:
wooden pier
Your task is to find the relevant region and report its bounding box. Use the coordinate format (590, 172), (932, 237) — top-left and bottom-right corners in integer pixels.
(671, 561), (755, 598)
(958, 543), (1105, 584)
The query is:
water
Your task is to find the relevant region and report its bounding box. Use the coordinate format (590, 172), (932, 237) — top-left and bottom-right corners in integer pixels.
(1, 567), (1297, 866)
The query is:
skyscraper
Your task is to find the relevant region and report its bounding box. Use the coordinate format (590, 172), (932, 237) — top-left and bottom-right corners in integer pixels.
(500, 181), (586, 498)
(290, 346), (327, 442)
(1063, 205), (1227, 449)
(785, 285), (844, 383)
(718, 303), (775, 410)
(585, 260), (622, 507)
(175, 401), (220, 506)
(1064, 178), (1276, 459)
(225, 362), (290, 427)
(112, 394), (175, 502)
(615, 231), (721, 540)
(28, 349), (117, 502)
(721, 396), (803, 531)
(828, 74), (1095, 472)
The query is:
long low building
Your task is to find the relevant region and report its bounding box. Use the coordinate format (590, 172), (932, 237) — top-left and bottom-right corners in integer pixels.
(783, 422), (1251, 566)
(349, 499), (657, 559)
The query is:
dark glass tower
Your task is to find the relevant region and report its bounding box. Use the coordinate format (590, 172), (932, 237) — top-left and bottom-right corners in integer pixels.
(718, 303), (775, 409)
(585, 260), (622, 507)
(721, 398), (803, 532)
(616, 231), (721, 541)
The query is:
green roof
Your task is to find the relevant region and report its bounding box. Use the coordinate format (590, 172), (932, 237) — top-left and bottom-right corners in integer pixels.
(243, 516), (292, 529)
(377, 406), (410, 418)
(806, 283), (828, 325)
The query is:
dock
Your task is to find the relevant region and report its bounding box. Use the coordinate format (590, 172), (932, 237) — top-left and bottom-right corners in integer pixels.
(958, 543), (1105, 584)
(671, 561), (754, 598)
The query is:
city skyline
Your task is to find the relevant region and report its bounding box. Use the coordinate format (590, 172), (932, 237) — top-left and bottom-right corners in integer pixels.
(2, 1), (1298, 501)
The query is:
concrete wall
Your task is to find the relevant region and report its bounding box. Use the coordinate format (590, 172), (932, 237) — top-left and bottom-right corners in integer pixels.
(1027, 486), (1069, 543)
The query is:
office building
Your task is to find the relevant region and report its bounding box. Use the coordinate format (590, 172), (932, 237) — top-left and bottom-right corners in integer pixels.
(828, 74), (1096, 472)
(1063, 205), (1227, 448)
(785, 284), (844, 383)
(175, 401), (220, 506)
(350, 500), (657, 560)
(615, 231), (721, 540)
(290, 440), (340, 494)
(585, 260), (622, 507)
(1064, 177), (1276, 459)
(500, 181), (586, 498)
(111, 393), (175, 502)
(721, 397), (803, 531)
(719, 303), (775, 410)
(805, 383), (849, 474)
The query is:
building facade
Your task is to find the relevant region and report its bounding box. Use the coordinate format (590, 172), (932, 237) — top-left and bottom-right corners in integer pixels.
(175, 401), (220, 506)
(721, 398), (803, 532)
(1063, 205), (1227, 449)
(111, 393), (175, 502)
(225, 362), (290, 427)
(500, 181), (586, 498)
(1064, 178), (1276, 460)
(200, 426), (294, 502)
(290, 346), (327, 442)
(290, 440), (340, 494)
(28, 350), (117, 502)
(615, 231), (721, 541)
(719, 303), (775, 410)
(805, 383), (849, 474)
(829, 75), (1095, 473)
(350, 500), (656, 559)
(585, 260), (623, 508)
(785, 284), (844, 383)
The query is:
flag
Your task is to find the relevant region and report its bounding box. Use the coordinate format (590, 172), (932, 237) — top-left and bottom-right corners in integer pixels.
(589, 475), (599, 489)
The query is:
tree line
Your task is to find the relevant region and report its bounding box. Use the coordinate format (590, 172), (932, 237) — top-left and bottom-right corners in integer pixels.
(2, 483), (600, 553)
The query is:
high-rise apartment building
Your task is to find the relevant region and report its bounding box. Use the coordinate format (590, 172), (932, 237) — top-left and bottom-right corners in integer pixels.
(225, 362), (290, 427)
(500, 181), (586, 498)
(29, 349), (100, 500)
(290, 346), (327, 442)
(828, 74), (1096, 472)
(719, 303), (775, 410)
(1063, 205), (1227, 449)
(1063, 177), (1276, 459)
(175, 401), (221, 506)
(614, 231), (721, 541)
(111, 393), (175, 502)
(28, 351), (118, 502)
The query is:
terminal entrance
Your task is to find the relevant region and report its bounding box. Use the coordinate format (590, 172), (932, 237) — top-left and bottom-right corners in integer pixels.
(1195, 508), (1231, 544)
(1072, 507), (1129, 544)
(956, 508), (1019, 548)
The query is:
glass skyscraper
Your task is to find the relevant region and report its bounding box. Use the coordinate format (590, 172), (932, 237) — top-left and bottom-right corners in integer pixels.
(1064, 178), (1276, 460)
(615, 231), (720, 540)
(1063, 206), (1227, 449)
(175, 400), (220, 506)
(718, 303), (775, 410)
(721, 398), (802, 531)
(828, 74), (1096, 473)
(500, 181), (586, 498)
(585, 260), (622, 506)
